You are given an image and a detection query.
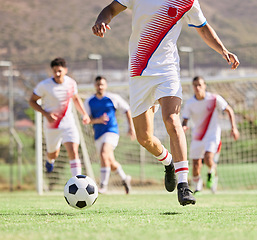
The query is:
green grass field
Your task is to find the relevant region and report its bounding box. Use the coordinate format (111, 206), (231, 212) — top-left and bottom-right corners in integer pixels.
(0, 191), (256, 240)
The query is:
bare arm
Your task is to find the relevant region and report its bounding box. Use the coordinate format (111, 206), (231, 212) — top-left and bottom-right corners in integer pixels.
(182, 118), (189, 132)
(125, 110), (136, 140)
(92, 1), (127, 38)
(72, 94), (91, 124)
(29, 93), (57, 123)
(224, 105), (240, 140)
(90, 113), (110, 125)
(196, 23), (240, 70)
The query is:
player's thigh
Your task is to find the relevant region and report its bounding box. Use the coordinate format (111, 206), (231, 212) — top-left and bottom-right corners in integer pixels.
(132, 107), (155, 140)
(63, 142), (80, 160)
(62, 127), (80, 159)
(159, 96), (182, 131)
(44, 128), (62, 154)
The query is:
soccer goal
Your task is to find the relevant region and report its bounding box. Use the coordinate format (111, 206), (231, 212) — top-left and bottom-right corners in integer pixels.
(36, 77), (257, 193)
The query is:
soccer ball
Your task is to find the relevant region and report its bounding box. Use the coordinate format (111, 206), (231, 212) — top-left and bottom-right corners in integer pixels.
(64, 175), (98, 209)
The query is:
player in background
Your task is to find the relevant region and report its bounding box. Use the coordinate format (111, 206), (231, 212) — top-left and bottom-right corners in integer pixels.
(182, 76), (240, 193)
(84, 76), (136, 194)
(92, 0), (239, 205)
(29, 57), (90, 177)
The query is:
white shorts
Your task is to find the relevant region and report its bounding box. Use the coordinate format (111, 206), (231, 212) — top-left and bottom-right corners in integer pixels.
(189, 138), (221, 160)
(95, 132), (119, 154)
(44, 126), (80, 153)
(129, 75), (182, 117)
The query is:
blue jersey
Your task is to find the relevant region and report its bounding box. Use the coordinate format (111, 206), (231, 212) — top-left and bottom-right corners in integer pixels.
(84, 92), (130, 140)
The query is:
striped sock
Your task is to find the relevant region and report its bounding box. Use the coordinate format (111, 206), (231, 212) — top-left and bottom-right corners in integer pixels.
(70, 159), (82, 177)
(155, 145), (172, 166)
(174, 161), (189, 184)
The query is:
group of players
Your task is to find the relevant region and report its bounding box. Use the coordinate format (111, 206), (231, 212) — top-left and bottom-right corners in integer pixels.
(29, 0), (240, 206)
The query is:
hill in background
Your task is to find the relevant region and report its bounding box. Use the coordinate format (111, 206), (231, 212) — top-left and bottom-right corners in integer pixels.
(0, 0), (256, 68)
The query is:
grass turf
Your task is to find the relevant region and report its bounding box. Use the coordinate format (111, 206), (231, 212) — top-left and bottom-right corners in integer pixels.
(0, 191), (256, 240)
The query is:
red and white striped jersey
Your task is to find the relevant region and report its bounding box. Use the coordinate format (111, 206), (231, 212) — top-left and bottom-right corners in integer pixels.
(116, 0), (206, 77)
(33, 75), (77, 129)
(182, 92), (228, 141)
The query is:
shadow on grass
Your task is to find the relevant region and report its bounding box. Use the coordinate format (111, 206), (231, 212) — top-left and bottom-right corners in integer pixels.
(160, 212), (182, 215)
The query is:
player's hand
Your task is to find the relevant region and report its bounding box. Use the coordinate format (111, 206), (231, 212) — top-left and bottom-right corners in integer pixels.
(92, 22), (111, 38)
(231, 128), (240, 140)
(98, 113), (109, 124)
(82, 114), (91, 125)
(222, 51), (240, 70)
(182, 126), (189, 132)
(128, 128), (136, 141)
(45, 112), (58, 123)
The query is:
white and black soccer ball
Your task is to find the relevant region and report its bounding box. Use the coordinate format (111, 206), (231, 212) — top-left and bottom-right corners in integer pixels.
(64, 175), (98, 209)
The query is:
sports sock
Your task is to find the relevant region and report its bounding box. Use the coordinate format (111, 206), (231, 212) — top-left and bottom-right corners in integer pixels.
(115, 165), (127, 181)
(47, 158), (55, 164)
(100, 167), (111, 187)
(155, 145), (172, 166)
(174, 161), (189, 184)
(192, 175), (203, 191)
(69, 159), (82, 177)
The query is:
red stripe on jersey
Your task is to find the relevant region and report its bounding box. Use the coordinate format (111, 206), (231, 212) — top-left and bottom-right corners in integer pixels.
(175, 167), (189, 173)
(216, 141), (222, 153)
(130, 0), (194, 77)
(49, 82), (75, 129)
(195, 97), (217, 140)
(158, 150), (169, 161)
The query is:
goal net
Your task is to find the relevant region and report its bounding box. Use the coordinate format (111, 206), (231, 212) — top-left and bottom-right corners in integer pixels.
(36, 77), (257, 193)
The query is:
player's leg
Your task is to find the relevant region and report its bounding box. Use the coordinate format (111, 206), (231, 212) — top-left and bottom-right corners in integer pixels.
(62, 126), (82, 177)
(44, 128), (62, 173)
(192, 159), (203, 193)
(63, 142), (82, 177)
(46, 149), (60, 172)
(159, 96), (195, 205)
(203, 151), (215, 189)
(133, 107), (176, 192)
(211, 141), (221, 193)
(101, 142), (131, 194)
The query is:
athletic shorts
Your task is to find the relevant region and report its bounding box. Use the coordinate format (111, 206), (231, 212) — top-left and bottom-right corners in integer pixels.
(189, 138), (221, 160)
(129, 75), (182, 118)
(95, 132), (119, 154)
(44, 126), (80, 153)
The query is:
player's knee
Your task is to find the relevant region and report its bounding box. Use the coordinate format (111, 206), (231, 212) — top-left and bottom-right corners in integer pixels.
(136, 135), (152, 149)
(163, 114), (181, 132)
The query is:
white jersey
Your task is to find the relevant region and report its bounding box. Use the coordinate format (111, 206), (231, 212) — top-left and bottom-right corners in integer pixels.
(182, 92), (228, 141)
(33, 75), (78, 129)
(116, 0), (206, 77)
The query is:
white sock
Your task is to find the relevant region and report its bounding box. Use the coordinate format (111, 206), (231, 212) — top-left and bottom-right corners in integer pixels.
(100, 167), (111, 187)
(116, 165), (127, 181)
(192, 175), (203, 191)
(47, 158), (55, 164)
(155, 145), (172, 166)
(173, 161), (189, 184)
(70, 159), (82, 177)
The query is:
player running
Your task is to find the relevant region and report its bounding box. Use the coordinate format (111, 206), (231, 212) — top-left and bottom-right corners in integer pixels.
(182, 76), (240, 193)
(92, 0), (239, 205)
(29, 57), (90, 177)
(84, 76), (136, 194)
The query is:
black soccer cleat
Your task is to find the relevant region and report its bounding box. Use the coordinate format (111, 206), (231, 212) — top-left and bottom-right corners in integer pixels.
(164, 162), (177, 192)
(177, 182), (196, 206)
